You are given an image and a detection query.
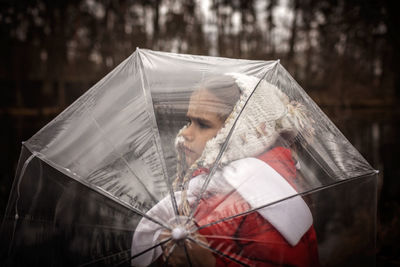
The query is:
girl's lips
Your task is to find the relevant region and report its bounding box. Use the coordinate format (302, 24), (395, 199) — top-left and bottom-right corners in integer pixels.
(183, 146), (196, 156)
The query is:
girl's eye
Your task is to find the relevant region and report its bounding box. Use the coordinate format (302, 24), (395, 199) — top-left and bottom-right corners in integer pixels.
(186, 118), (192, 125)
(198, 121), (210, 129)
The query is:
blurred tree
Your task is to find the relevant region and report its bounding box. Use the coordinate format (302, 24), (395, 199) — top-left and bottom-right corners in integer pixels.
(265, 0), (277, 55)
(286, 0), (299, 75)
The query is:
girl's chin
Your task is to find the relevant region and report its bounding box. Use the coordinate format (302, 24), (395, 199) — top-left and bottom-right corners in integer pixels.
(185, 155), (199, 167)
(185, 159), (194, 167)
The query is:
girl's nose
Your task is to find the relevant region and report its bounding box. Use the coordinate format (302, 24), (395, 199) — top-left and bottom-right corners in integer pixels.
(182, 124), (194, 141)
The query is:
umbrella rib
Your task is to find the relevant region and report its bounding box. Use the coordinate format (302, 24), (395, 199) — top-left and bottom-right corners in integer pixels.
(163, 243), (177, 266)
(187, 236), (250, 267)
(187, 69), (273, 222)
(129, 205), (171, 230)
(195, 193), (301, 232)
(27, 149), (170, 231)
(195, 171), (376, 232)
(197, 234), (277, 244)
(113, 237), (172, 267)
(7, 153), (37, 255)
(190, 186), (239, 224)
(136, 51), (181, 219)
(183, 242), (193, 267)
(3, 214), (138, 232)
(77, 249), (131, 267)
(8, 149), (170, 233)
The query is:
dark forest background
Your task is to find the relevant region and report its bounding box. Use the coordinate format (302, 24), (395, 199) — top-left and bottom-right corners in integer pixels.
(1, 0), (399, 264)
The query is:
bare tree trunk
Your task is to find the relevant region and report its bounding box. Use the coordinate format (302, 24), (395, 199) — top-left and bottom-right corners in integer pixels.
(302, 0), (315, 88)
(153, 0), (160, 49)
(287, 0), (299, 74)
(266, 0), (277, 55)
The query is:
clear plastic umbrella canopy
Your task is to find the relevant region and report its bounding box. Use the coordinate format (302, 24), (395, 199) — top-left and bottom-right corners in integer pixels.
(1, 49), (377, 266)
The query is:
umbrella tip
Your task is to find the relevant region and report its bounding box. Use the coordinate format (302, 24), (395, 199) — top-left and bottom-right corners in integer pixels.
(171, 226), (187, 241)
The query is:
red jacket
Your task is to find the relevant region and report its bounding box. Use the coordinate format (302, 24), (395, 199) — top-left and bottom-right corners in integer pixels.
(194, 147), (319, 267)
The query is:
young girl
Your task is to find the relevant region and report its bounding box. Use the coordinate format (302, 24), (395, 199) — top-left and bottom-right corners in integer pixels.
(131, 73), (319, 266)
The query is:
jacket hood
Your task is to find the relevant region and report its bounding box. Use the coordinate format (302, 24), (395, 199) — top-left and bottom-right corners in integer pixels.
(175, 73), (313, 174)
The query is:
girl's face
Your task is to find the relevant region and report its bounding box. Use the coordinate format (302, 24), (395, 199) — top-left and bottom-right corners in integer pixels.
(181, 89), (226, 166)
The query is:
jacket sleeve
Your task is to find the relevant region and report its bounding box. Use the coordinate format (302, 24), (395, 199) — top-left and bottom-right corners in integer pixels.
(197, 195), (319, 267)
(236, 212), (319, 267)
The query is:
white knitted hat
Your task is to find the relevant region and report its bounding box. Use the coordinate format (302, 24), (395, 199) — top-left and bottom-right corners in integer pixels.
(175, 73), (313, 172)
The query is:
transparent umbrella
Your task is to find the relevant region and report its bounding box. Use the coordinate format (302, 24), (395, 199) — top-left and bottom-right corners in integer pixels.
(1, 49), (378, 267)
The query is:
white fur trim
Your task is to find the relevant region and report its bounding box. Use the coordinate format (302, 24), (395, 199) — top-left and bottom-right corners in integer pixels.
(223, 158), (313, 246)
